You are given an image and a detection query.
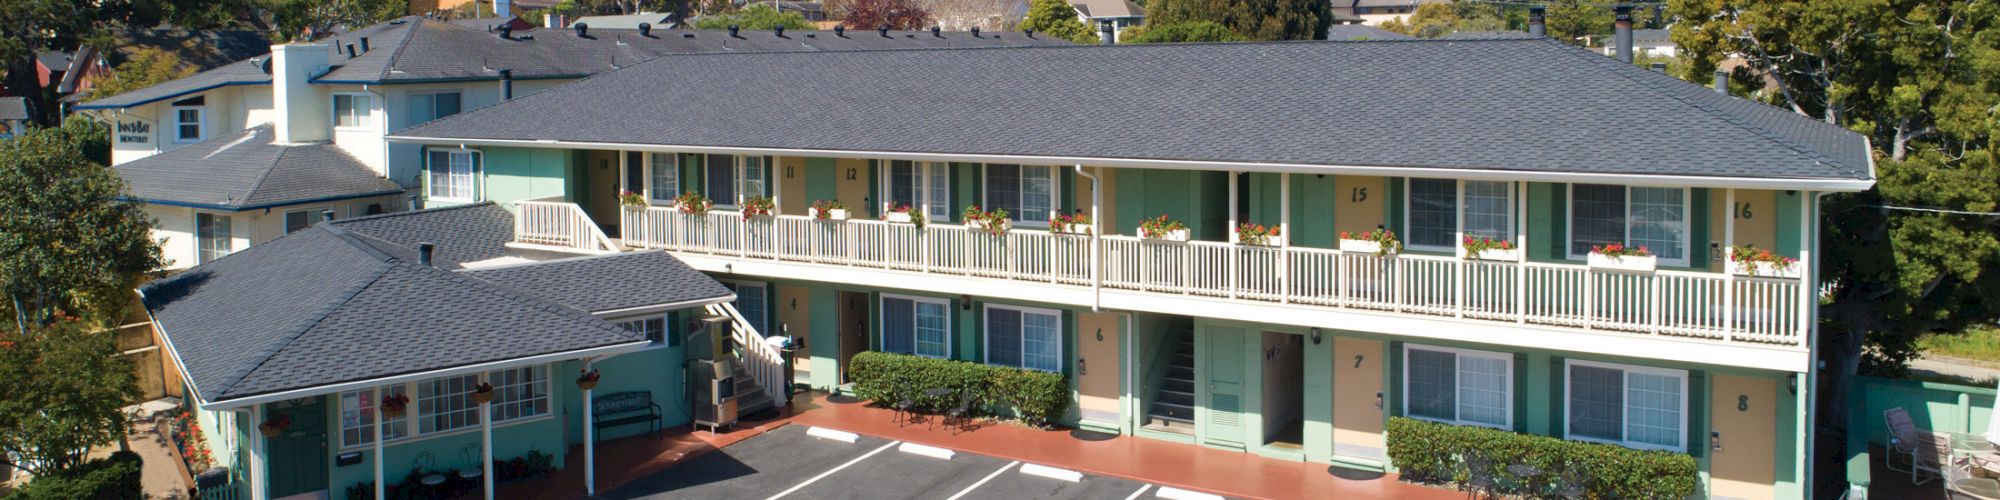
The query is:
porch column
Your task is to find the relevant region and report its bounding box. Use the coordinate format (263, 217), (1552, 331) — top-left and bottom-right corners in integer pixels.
(481, 393), (494, 500)
(373, 392), (384, 500)
(582, 359), (597, 496)
(1279, 172), (1290, 303)
(1516, 181), (1528, 323)
(1796, 191), (1812, 340)
(1723, 188), (1736, 340)
(248, 405), (268, 500)
(1226, 172), (1239, 243)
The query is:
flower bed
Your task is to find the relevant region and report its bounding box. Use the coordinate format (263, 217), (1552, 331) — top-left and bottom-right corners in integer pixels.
(1462, 236), (1517, 261)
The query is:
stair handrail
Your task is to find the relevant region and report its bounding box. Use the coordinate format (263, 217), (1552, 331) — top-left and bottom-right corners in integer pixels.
(706, 302), (787, 408)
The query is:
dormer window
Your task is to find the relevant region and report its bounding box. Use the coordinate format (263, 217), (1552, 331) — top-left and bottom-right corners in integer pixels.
(170, 96), (205, 143)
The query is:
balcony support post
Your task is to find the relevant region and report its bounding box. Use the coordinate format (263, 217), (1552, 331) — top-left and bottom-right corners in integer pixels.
(1227, 171), (1239, 299)
(1280, 172), (1290, 304)
(1516, 181), (1527, 323)
(1454, 179), (1465, 318)
(1723, 188), (1736, 341)
(1075, 165), (1102, 311)
(1797, 190), (1812, 343)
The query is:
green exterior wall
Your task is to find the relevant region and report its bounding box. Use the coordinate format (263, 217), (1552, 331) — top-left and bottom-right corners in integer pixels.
(1112, 168), (1227, 239)
(478, 147), (577, 208)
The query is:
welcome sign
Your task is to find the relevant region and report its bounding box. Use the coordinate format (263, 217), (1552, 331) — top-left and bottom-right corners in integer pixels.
(117, 121), (150, 144)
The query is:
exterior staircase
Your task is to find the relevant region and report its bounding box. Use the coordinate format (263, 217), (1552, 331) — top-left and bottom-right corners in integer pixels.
(1144, 333), (1197, 435)
(728, 356), (776, 416)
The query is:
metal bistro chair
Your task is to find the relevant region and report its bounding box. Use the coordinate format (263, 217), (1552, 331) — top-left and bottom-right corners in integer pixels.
(945, 389), (981, 434)
(891, 378), (920, 427)
(1462, 450), (1501, 500)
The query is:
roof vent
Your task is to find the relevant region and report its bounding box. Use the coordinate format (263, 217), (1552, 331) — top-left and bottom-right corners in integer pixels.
(729, 25), (740, 38)
(574, 22), (589, 38)
(931, 26), (941, 37)
(639, 22), (652, 37)
(971, 27), (980, 38)
(878, 25), (889, 37)
(683, 32), (696, 38)
(835, 26), (846, 37)
(499, 25), (513, 39)
(360, 37), (371, 52)
(775, 26), (785, 37)
(805, 33), (816, 38)
(345, 43), (357, 59)
(418, 242), (435, 267)
(1024, 29), (1035, 38)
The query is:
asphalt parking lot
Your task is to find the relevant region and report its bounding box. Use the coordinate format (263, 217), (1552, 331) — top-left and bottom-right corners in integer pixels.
(601, 425), (1233, 500)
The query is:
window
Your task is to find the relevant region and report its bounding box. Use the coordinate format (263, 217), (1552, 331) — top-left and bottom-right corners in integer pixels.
(726, 281), (769, 335)
(338, 386), (408, 447)
(644, 153), (678, 204)
(1462, 181), (1513, 241)
(624, 152), (645, 201)
(985, 305), (1062, 372)
(487, 366), (549, 423)
(740, 156), (767, 203)
(426, 149), (478, 201)
(885, 160), (950, 219)
(284, 209), (336, 234)
(619, 315), (673, 346)
(1568, 185), (1688, 265)
(1403, 345), (1511, 428)
(416, 374), (482, 434)
(1405, 178), (1456, 250)
(984, 164), (1055, 225)
(705, 154), (737, 206)
(409, 92), (461, 124)
(196, 213), (233, 264)
(333, 94), (372, 128)
(1565, 360), (1686, 451)
(172, 107), (203, 143)
(881, 295), (949, 358)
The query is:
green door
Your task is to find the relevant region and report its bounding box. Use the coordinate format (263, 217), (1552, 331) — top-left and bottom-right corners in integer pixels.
(265, 398), (328, 498)
(1200, 327), (1248, 448)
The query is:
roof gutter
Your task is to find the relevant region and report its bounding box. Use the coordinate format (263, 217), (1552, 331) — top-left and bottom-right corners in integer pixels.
(594, 295), (738, 319)
(72, 80), (273, 110)
(384, 135), (1880, 192)
(196, 339), (652, 410)
(122, 189), (408, 212)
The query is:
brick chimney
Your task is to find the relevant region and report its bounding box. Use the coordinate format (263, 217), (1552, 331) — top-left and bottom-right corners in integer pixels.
(271, 43), (331, 144)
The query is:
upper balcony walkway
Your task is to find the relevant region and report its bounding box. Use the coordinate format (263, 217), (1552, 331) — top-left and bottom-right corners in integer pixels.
(517, 200), (1814, 372)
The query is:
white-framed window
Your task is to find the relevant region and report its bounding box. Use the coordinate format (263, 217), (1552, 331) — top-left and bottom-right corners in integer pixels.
(883, 160), (950, 219)
(1462, 180), (1514, 241)
(1402, 344), (1512, 429)
(1564, 360), (1687, 451)
(284, 209), (337, 234)
(1404, 179), (1515, 253)
(409, 91), (462, 124)
(704, 154), (737, 207)
(881, 294), (950, 359)
(617, 315), (671, 346)
(645, 153), (679, 204)
(416, 374), (482, 434)
(984, 305), (1062, 372)
(740, 156), (767, 203)
(983, 164), (1055, 226)
(725, 281), (770, 335)
(333, 93), (373, 129)
(487, 365), (549, 422)
(426, 149), (479, 201)
(1567, 184), (1689, 266)
(196, 213), (233, 264)
(172, 106), (204, 143)
(337, 386), (409, 448)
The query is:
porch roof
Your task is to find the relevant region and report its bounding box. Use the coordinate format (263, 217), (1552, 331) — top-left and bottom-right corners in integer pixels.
(140, 223), (650, 408)
(391, 38), (1874, 189)
(466, 251), (736, 316)
(332, 202), (516, 269)
(114, 124), (405, 210)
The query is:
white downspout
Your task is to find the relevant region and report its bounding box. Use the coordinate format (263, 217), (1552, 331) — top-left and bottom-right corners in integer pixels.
(582, 358), (597, 496)
(1075, 165), (1101, 311)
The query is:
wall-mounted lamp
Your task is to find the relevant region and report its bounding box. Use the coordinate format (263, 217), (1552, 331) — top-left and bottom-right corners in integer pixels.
(724, 263), (734, 274)
(1309, 327), (1323, 345)
(961, 294), (972, 310)
(1711, 431), (1723, 452)
(1373, 392), (1384, 410)
(1788, 373), (1799, 395)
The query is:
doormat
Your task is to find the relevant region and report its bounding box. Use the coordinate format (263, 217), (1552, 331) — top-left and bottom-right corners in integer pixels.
(1327, 465), (1385, 481)
(1068, 429), (1118, 442)
(824, 394), (865, 404)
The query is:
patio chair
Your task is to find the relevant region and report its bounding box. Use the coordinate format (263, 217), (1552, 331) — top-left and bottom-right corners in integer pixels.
(891, 378), (919, 427)
(1886, 407), (1956, 485)
(1948, 455), (2000, 500)
(944, 389), (981, 434)
(1462, 450), (1500, 500)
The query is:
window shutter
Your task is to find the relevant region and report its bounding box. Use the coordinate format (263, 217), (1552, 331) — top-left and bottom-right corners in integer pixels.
(1548, 356), (1565, 437)
(1687, 370), (1706, 457)
(1690, 188), (1710, 267)
(1386, 178), (1406, 235)
(1386, 341), (1404, 417)
(865, 159), (879, 218)
(1514, 353), (1530, 433)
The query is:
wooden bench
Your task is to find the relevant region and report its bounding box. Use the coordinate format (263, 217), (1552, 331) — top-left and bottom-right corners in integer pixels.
(592, 391), (662, 441)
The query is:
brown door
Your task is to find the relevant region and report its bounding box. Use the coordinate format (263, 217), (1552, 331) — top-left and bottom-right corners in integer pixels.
(838, 291), (869, 384)
(1332, 337), (1386, 463)
(1076, 313), (1124, 426)
(1709, 374), (1778, 500)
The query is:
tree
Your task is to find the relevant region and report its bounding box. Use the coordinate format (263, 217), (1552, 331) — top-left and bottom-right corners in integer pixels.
(928, 0), (1025, 31)
(0, 120), (163, 332)
(692, 5), (815, 30)
(263, 0), (408, 41)
(1673, 0), (2000, 490)
(1142, 0), (1328, 41)
(1018, 0), (1096, 43)
(0, 0), (262, 127)
(1120, 20), (1243, 43)
(85, 47), (196, 101)
(0, 320), (142, 477)
(839, 0), (933, 29)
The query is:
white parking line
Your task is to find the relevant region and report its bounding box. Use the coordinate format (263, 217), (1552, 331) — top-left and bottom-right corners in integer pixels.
(1155, 486), (1224, 500)
(1019, 463), (1085, 482)
(944, 461), (1021, 500)
(765, 440), (899, 500)
(1123, 484), (1155, 500)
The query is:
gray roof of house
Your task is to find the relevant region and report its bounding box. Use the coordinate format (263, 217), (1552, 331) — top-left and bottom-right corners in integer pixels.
(332, 202), (515, 269)
(568, 12), (676, 30)
(0, 97), (26, 121)
(396, 39), (1873, 182)
(114, 124), (404, 210)
(141, 223), (647, 403)
(36, 51), (73, 71)
(1324, 24), (1411, 40)
(74, 56), (269, 109)
(466, 251), (734, 314)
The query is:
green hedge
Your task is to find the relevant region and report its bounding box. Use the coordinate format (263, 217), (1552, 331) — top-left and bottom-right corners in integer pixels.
(11, 451), (144, 499)
(848, 351), (1070, 427)
(1384, 417), (1696, 499)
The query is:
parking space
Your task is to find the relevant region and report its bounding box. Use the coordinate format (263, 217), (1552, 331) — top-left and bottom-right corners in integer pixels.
(601, 425), (1226, 500)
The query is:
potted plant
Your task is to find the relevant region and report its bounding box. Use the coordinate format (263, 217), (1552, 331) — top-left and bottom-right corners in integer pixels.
(741, 195), (776, 219)
(381, 394), (410, 418)
(673, 192), (712, 217)
(576, 369), (601, 391)
(1049, 211), (1093, 235)
(1339, 229), (1401, 256)
(1728, 245), (1800, 278)
(618, 190), (646, 208)
(1462, 236), (1518, 261)
(884, 203), (918, 224)
(1236, 223), (1281, 246)
(471, 382), (495, 404)
(961, 206), (1010, 236)
(1587, 243), (1656, 272)
(259, 413), (290, 438)
(1139, 215), (1190, 241)
(811, 200), (848, 221)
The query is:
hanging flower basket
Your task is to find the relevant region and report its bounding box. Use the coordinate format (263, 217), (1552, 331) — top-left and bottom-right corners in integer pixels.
(471, 382), (495, 405)
(259, 414), (291, 438)
(1339, 229), (1401, 256)
(811, 200), (848, 221)
(576, 369), (601, 391)
(1728, 245), (1801, 278)
(674, 192), (713, 217)
(741, 196), (777, 220)
(1139, 215), (1189, 242)
(1587, 243), (1656, 272)
(618, 190), (646, 208)
(1462, 236), (1518, 261)
(961, 205), (1010, 236)
(380, 394), (410, 418)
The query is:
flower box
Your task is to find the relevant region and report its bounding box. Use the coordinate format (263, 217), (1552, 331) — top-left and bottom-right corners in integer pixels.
(1143, 228), (1190, 242)
(885, 211), (913, 223)
(1468, 248), (1521, 261)
(1588, 252), (1657, 272)
(1340, 239), (1396, 255)
(1729, 257), (1802, 279)
(812, 207), (849, 221)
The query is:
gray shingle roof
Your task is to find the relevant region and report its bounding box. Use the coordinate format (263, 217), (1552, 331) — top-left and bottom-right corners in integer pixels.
(114, 124), (404, 209)
(74, 57), (270, 109)
(141, 223), (648, 403)
(0, 97), (26, 121)
(466, 251), (734, 313)
(568, 12), (676, 30)
(395, 39), (1873, 182)
(332, 202), (515, 269)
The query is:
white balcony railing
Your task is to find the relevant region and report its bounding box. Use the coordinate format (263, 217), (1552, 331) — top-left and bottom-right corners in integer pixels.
(516, 197), (620, 252)
(619, 207), (1807, 348)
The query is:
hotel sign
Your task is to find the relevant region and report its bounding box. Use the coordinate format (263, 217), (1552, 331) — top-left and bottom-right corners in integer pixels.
(117, 121), (150, 144)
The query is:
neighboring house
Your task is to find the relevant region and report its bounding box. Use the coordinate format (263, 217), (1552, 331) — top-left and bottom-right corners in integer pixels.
(1070, 0), (1143, 42)
(0, 97), (26, 137)
(35, 51), (74, 89)
(143, 204), (749, 500)
(48, 29), (270, 106)
(1603, 28), (1677, 58)
(1334, 0), (1451, 26)
(752, 1), (828, 21)
(1324, 24), (1411, 41)
(388, 37), (1871, 500)
(568, 12), (678, 30)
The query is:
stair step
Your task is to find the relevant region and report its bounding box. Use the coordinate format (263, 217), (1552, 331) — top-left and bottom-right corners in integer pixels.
(1157, 393), (1195, 407)
(1147, 412), (1193, 425)
(1162, 379), (1196, 393)
(1167, 366), (1194, 379)
(738, 393), (774, 415)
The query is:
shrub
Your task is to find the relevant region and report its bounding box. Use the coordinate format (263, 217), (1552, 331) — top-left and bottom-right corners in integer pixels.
(848, 351), (1069, 427)
(1384, 417), (1696, 499)
(11, 451), (144, 499)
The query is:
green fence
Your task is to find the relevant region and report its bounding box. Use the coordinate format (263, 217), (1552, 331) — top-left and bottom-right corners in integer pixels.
(1845, 375), (1997, 490)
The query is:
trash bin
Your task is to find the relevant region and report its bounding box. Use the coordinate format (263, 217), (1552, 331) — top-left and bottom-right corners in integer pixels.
(768, 335), (799, 404)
